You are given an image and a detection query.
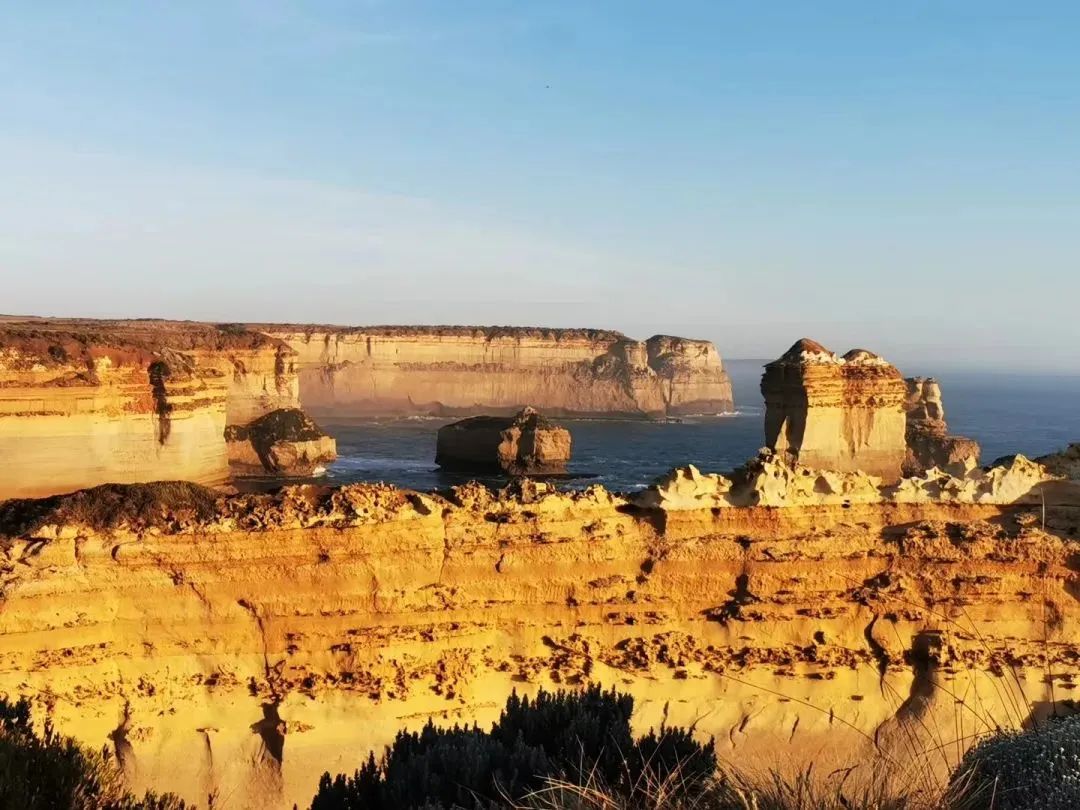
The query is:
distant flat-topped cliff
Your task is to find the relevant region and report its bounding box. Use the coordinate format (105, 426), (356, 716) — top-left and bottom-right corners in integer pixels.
(257, 324), (734, 418)
(0, 318), (732, 499)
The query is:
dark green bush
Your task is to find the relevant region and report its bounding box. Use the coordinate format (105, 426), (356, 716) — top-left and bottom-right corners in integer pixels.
(309, 685), (716, 810)
(949, 714), (1080, 809)
(0, 696), (185, 810)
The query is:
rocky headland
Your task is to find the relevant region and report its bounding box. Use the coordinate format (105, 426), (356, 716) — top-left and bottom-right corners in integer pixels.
(258, 325), (735, 419)
(0, 319), (299, 499)
(0, 318), (734, 500)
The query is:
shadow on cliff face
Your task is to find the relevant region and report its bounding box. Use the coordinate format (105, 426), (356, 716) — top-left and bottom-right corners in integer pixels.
(248, 702), (285, 802)
(148, 360), (173, 445)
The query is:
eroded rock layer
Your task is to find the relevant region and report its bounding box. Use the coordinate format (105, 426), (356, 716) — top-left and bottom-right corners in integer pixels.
(260, 326), (734, 418)
(904, 377), (981, 475)
(0, 462), (1077, 809)
(0, 319), (299, 499)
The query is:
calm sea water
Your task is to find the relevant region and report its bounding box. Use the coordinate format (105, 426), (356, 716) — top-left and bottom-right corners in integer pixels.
(312, 360), (1080, 493)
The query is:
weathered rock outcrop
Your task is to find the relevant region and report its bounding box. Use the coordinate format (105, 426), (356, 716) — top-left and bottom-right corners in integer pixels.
(436, 407), (571, 475)
(260, 326), (734, 418)
(762, 340), (908, 481)
(1, 466), (1077, 808)
(1037, 444), (1080, 480)
(633, 451), (1058, 510)
(903, 377), (981, 475)
(225, 408), (336, 475)
(0, 319), (301, 499)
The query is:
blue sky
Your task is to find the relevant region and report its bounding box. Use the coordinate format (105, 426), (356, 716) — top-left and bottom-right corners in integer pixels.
(1, 2), (1078, 370)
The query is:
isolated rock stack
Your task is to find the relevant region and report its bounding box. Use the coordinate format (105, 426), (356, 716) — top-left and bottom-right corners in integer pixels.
(761, 339), (908, 482)
(436, 406), (572, 476)
(225, 407), (337, 475)
(903, 377), (981, 475)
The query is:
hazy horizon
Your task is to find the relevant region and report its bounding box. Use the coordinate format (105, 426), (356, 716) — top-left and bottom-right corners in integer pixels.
(3, 3), (1079, 373)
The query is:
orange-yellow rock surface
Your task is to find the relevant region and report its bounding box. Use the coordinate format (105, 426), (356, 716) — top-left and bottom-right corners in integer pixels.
(0, 319), (299, 499)
(763, 340), (909, 482)
(0, 319), (733, 499)
(261, 326), (734, 418)
(436, 407), (572, 475)
(904, 377), (981, 475)
(0, 459), (1076, 809)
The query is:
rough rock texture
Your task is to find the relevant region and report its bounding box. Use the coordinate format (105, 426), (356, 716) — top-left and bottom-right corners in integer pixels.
(435, 407), (572, 476)
(260, 326), (734, 418)
(633, 451), (1059, 510)
(0, 319), (300, 499)
(225, 409), (337, 475)
(1, 466), (1078, 809)
(1037, 444), (1080, 480)
(903, 377), (981, 475)
(762, 340), (908, 481)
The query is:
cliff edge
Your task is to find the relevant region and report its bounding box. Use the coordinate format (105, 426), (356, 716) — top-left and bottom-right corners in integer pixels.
(260, 325), (734, 418)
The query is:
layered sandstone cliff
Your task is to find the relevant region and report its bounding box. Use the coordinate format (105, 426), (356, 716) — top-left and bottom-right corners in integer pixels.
(0, 458), (1075, 809)
(260, 326), (734, 418)
(0, 319), (300, 499)
(903, 377), (981, 475)
(762, 340), (908, 481)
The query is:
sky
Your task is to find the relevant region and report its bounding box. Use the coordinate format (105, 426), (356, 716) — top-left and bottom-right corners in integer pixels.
(1, 2), (1078, 371)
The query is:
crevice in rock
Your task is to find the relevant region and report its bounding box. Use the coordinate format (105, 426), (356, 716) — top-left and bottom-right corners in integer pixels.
(109, 701), (136, 780)
(237, 598), (281, 701)
(864, 614), (891, 689)
(148, 360), (173, 445)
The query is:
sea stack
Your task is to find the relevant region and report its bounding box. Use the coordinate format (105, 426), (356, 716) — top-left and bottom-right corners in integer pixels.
(436, 406), (572, 475)
(903, 377), (981, 474)
(225, 408), (337, 475)
(761, 339), (908, 482)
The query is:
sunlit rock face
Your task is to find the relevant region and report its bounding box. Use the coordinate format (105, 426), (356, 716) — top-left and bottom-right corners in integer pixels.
(0, 465), (1076, 809)
(225, 408), (336, 475)
(261, 326), (734, 419)
(435, 406), (572, 475)
(0, 319), (300, 499)
(903, 377), (981, 475)
(761, 340), (908, 482)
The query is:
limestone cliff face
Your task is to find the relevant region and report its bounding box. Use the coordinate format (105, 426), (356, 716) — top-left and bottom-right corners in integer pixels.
(0, 466), (1076, 809)
(903, 377), (981, 475)
(762, 340), (908, 481)
(0, 320), (300, 499)
(261, 326), (734, 418)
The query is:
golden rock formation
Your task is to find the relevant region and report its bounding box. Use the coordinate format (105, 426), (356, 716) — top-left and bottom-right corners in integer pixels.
(762, 340), (908, 482)
(903, 377), (981, 475)
(225, 408), (337, 476)
(435, 407), (572, 475)
(0, 458), (1075, 808)
(261, 326), (734, 418)
(0, 319), (298, 499)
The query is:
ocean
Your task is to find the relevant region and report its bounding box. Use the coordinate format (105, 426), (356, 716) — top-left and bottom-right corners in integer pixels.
(311, 359), (1080, 493)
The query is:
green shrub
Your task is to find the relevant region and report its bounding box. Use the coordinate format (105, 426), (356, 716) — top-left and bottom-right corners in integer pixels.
(950, 714), (1080, 809)
(0, 696), (185, 810)
(309, 685), (716, 810)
